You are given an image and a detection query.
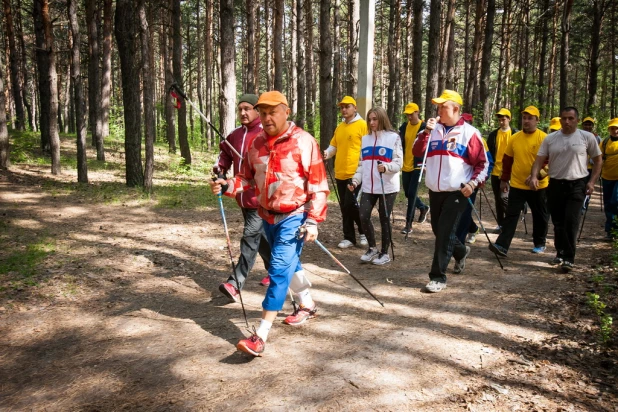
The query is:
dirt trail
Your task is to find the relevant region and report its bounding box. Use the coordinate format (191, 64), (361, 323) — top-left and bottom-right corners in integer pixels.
(0, 166), (616, 411)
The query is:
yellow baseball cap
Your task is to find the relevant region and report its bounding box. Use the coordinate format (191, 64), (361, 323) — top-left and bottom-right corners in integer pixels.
(522, 106), (540, 119)
(256, 90), (289, 108)
(338, 96), (357, 106)
(608, 118), (618, 128)
(431, 89), (463, 106)
(403, 103), (420, 114)
(582, 117), (595, 124)
(496, 108), (511, 118)
(549, 117), (561, 131)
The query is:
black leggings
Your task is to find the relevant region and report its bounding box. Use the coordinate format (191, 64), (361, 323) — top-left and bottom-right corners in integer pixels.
(359, 192), (397, 254)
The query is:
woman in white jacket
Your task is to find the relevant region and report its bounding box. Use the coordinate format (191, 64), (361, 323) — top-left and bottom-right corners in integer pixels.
(348, 107), (403, 265)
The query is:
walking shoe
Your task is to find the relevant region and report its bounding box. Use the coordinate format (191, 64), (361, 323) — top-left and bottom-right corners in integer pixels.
(492, 226), (502, 234)
(561, 261), (574, 273)
(236, 333), (265, 356)
(283, 304), (317, 326)
(401, 226), (412, 235)
(359, 234), (368, 246)
(360, 247), (380, 262)
(489, 242), (508, 257)
(418, 207), (430, 223)
(425, 280), (446, 293)
(219, 282), (239, 303)
(550, 256), (563, 266)
(372, 253), (391, 265)
(532, 246), (546, 254)
(338, 239), (355, 249)
(466, 229), (479, 244)
(260, 275), (271, 286)
(454, 246), (471, 274)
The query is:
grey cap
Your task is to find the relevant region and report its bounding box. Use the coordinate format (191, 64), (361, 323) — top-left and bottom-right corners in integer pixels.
(238, 94), (259, 107)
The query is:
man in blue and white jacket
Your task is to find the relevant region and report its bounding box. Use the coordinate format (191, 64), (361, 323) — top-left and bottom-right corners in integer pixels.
(413, 90), (490, 293)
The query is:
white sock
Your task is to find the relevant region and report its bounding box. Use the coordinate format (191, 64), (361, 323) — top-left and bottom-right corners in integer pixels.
(296, 289), (314, 308)
(256, 319), (272, 342)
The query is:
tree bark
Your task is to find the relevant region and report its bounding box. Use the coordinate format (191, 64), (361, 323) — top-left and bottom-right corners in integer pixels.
(560, 0), (574, 109)
(33, 0), (50, 150)
(537, 0), (550, 117)
(319, 0), (334, 150)
(0, 52), (9, 169)
(219, 0), (236, 137)
(466, 0), (485, 110)
(586, 0), (609, 115)
(305, 0), (315, 135)
(438, 0), (455, 94)
(115, 0), (144, 187)
(386, 0), (401, 121)
(204, 0), (213, 147)
(16, 0), (34, 130)
(86, 0), (103, 158)
(347, 0), (359, 96)
(333, 0), (341, 105)
(3, 0), (25, 131)
(296, 0), (306, 128)
(424, 0), (441, 120)
(101, 0), (112, 144)
(273, 0), (284, 91)
(139, 0), (155, 191)
(479, 0), (495, 121)
(412, 0), (423, 110)
(246, 0), (256, 93)
(173, 0), (191, 165)
(68, 0), (88, 183)
(164, 0), (176, 153)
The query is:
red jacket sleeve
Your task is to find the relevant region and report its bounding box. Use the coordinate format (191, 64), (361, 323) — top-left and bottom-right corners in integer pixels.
(214, 139), (233, 176)
(501, 155), (514, 182)
(413, 130), (430, 158)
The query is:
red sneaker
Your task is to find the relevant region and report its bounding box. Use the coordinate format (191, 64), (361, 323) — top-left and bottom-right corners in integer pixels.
(218, 282), (239, 303)
(283, 304), (317, 326)
(260, 276), (271, 286)
(236, 334), (265, 356)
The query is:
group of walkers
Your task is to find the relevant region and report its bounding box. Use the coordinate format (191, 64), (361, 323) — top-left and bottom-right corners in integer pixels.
(208, 86), (618, 357)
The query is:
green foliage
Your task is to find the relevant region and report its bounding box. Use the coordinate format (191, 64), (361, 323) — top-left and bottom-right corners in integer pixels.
(0, 238), (56, 290)
(586, 292), (614, 346)
(9, 130), (49, 165)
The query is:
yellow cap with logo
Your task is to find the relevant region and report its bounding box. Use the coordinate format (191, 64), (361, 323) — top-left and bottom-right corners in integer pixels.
(608, 118), (618, 129)
(431, 90), (463, 106)
(495, 108), (511, 118)
(549, 117), (561, 131)
(338, 96), (357, 106)
(522, 106), (540, 119)
(403, 103), (419, 114)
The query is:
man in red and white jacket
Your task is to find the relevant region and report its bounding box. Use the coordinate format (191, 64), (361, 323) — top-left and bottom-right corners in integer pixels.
(211, 90), (329, 357)
(214, 94), (272, 301)
(413, 90), (489, 293)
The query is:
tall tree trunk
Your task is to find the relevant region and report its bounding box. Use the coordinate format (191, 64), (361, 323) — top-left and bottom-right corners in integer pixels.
(438, 0), (455, 94)
(546, 0), (559, 115)
(445, 0), (456, 89)
(115, 0), (144, 187)
(164, 0), (176, 153)
(204, 0), (213, 147)
(537, 0), (550, 117)
(333, 0), (341, 104)
(586, 0), (608, 115)
(0, 52), (9, 168)
(220, 0), (236, 137)
(319, 0), (334, 149)
(386, 0), (401, 121)
(516, 1), (530, 127)
(68, 0), (88, 183)
(403, 0), (412, 102)
(265, 0), (272, 90)
(196, 0), (205, 144)
(62, 61), (71, 133)
(347, 0), (359, 96)
(173, 0), (191, 165)
(479, 0), (495, 121)
(495, 0), (511, 109)
(246, 0), (256, 93)
(139, 0), (155, 191)
(296, 0), (306, 128)
(16, 0), (34, 130)
(412, 0), (423, 109)
(559, 0), (574, 109)
(86, 0), (103, 157)
(305, 0), (315, 134)
(290, 0), (298, 113)
(101, 0), (112, 144)
(273, 0), (284, 91)
(466, 0), (485, 110)
(424, 0), (441, 120)
(33, 0), (50, 150)
(3, 0), (25, 130)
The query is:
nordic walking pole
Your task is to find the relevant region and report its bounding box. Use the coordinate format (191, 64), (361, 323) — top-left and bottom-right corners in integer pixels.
(600, 178), (604, 212)
(377, 160), (396, 260)
(325, 159), (340, 204)
(578, 195), (591, 243)
(521, 203), (529, 235)
(213, 177), (250, 329)
(405, 117), (437, 241)
(462, 184), (505, 270)
(169, 83), (243, 160)
(480, 187), (500, 226)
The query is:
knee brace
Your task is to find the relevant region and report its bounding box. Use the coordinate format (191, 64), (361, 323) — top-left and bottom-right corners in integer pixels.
(289, 269), (312, 293)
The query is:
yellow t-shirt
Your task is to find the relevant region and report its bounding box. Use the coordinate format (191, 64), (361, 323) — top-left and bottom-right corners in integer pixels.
(505, 129), (548, 190)
(402, 121), (422, 172)
(601, 138), (618, 180)
(329, 117), (368, 180)
(491, 129), (513, 177)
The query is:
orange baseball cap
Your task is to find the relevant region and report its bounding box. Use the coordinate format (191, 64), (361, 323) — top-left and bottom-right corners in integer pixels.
(522, 106), (540, 119)
(338, 96), (357, 106)
(255, 91), (289, 108)
(431, 90), (463, 106)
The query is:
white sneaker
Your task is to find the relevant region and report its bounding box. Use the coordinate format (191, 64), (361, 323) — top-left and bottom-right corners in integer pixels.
(372, 253), (391, 265)
(360, 247), (379, 262)
(359, 234), (368, 246)
(338, 239), (354, 249)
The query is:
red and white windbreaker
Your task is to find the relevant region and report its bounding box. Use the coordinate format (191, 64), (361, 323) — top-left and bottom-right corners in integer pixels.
(224, 122), (329, 225)
(413, 117), (489, 192)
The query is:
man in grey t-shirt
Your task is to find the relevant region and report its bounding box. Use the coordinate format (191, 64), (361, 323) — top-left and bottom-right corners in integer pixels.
(528, 107), (602, 273)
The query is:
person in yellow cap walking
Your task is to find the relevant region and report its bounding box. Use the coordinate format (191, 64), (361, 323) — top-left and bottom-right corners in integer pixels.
(489, 105), (550, 258)
(323, 96), (368, 249)
(600, 118), (618, 239)
(486, 108), (518, 232)
(413, 90), (490, 293)
(399, 102), (430, 234)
